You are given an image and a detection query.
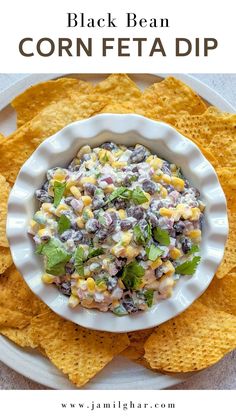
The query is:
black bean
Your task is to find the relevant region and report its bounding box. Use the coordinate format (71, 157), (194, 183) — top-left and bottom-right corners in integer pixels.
(129, 146), (147, 163)
(80, 154), (91, 162)
(114, 197), (126, 210)
(199, 213), (204, 230)
(73, 231), (84, 245)
(166, 185), (175, 193)
(136, 253), (148, 262)
(127, 206), (144, 220)
(85, 218), (99, 233)
(155, 266), (165, 279)
(123, 173), (137, 187)
(115, 257), (127, 271)
(42, 180), (49, 191)
(35, 189), (53, 203)
(60, 230), (73, 242)
(147, 211), (159, 227)
(58, 281), (71, 296)
(132, 166), (139, 173)
(181, 238), (192, 254)
(161, 162), (171, 176)
(96, 229), (108, 242)
(107, 277), (118, 292)
(101, 142), (117, 151)
(120, 219), (133, 231)
(41, 235), (50, 243)
(92, 197), (105, 210)
(122, 296), (138, 313)
(64, 196), (73, 205)
(174, 221), (186, 234)
(71, 165), (81, 172)
(142, 179), (157, 195)
(65, 263), (75, 275)
(84, 183), (96, 196)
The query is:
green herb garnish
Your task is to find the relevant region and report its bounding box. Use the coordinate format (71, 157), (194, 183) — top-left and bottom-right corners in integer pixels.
(144, 290), (154, 308)
(153, 227), (170, 246)
(133, 224), (146, 245)
(122, 261), (145, 290)
(187, 244), (200, 255)
(132, 187), (148, 205)
(175, 256), (201, 275)
(36, 238), (71, 276)
(146, 244), (164, 261)
(74, 246), (86, 276)
(88, 248), (104, 259)
(108, 187), (128, 202)
(53, 181), (66, 207)
(58, 214), (71, 234)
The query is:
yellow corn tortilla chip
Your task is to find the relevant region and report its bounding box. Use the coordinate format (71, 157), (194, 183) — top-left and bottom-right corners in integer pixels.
(122, 328), (154, 361)
(94, 74), (142, 102)
(30, 311), (129, 387)
(0, 174), (11, 247)
(216, 167), (236, 212)
(199, 272), (236, 316)
(0, 324), (37, 348)
(0, 247), (12, 273)
(216, 211), (236, 278)
(100, 101), (138, 115)
(174, 108), (236, 167)
(0, 265), (46, 317)
(0, 133), (5, 143)
(0, 94), (108, 183)
(144, 302), (236, 373)
(0, 307), (32, 329)
(138, 77), (207, 124)
(12, 77), (93, 127)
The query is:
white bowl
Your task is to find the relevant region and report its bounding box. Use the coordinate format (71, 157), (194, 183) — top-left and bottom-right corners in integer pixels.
(7, 114), (228, 333)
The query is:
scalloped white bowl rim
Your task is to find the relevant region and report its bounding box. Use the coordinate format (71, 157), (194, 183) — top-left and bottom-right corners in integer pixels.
(7, 114), (228, 332)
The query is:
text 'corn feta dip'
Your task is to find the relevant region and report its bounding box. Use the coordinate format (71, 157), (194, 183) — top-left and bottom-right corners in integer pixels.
(29, 142), (205, 316)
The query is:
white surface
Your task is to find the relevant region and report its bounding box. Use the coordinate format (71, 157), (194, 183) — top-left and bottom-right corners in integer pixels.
(0, 74), (235, 390)
(8, 115), (228, 334)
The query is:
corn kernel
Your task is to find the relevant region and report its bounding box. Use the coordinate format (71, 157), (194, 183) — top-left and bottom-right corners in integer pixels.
(152, 173), (162, 182)
(83, 209), (93, 219)
(141, 192), (151, 209)
(104, 184), (115, 194)
(41, 203), (53, 212)
(30, 220), (37, 229)
(38, 228), (48, 238)
(98, 149), (113, 163)
(114, 149), (123, 158)
(124, 245), (140, 259)
(146, 155), (154, 163)
(112, 299), (120, 307)
(65, 179), (77, 192)
(112, 161), (127, 168)
(55, 203), (70, 216)
(162, 174), (171, 184)
(77, 145), (91, 158)
(171, 176), (185, 191)
(121, 232), (132, 246)
(76, 216), (85, 229)
(151, 258), (162, 270)
(118, 278), (125, 289)
(150, 157), (163, 169)
(53, 169), (66, 182)
(87, 277), (95, 292)
(118, 209), (126, 220)
(70, 186), (81, 199)
(81, 195), (92, 206)
(111, 244), (124, 257)
(68, 295), (80, 308)
(79, 176), (96, 186)
(190, 207), (201, 221)
(159, 207), (173, 217)
(161, 187), (168, 198)
(170, 248), (182, 259)
(163, 260), (175, 275)
(187, 229), (202, 239)
(42, 273), (55, 284)
(96, 281), (107, 292)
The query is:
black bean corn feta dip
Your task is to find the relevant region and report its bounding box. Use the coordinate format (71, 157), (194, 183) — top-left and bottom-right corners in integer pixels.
(29, 143), (205, 316)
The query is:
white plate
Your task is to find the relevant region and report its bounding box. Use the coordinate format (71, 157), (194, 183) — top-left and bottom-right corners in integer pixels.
(0, 74), (234, 389)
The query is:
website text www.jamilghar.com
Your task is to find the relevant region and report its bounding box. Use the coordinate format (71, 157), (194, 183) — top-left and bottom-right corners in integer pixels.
(61, 400), (176, 411)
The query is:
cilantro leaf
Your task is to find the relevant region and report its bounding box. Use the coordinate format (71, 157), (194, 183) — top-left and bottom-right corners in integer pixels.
(108, 187), (128, 202)
(122, 261), (145, 290)
(53, 181), (66, 207)
(187, 244), (200, 255)
(175, 256), (201, 275)
(132, 187), (148, 205)
(153, 227), (170, 246)
(36, 238), (71, 276)
(58, 214), (71, 234)
(144, 290), (154, 308)
(146, 244), (164, 261)
(74, 246), (86, 276)
(133, 224), (146, 245)
(88, 248), (104, 259)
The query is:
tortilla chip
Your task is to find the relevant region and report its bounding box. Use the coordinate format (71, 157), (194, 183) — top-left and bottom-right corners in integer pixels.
(0, 133), (5, 143)
(216, 167), (236, 211)
(138, 77), (207, 124)
(122, 328), (154, 361)
(100, 101), (137, 115)
(12, 77), (93, 127)
(0, 247), (12, 273)
(0, 307), (32, 329)
(0, 174), (11, 247)
(144, 302), (236, 373)
(0, 94), (108, 183)
(174, 109), (236, 167)
(94, 74), (142, 102)
(0, 324), (37, 348)
(216, 211), (236, 278)
(0, 265), (45, 317)
(30, 311), (129, 387)
(199, 272), (236, 316)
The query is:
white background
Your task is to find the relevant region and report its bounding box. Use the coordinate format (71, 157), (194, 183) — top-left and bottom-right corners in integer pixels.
(0, 0), (235, 72)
